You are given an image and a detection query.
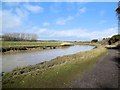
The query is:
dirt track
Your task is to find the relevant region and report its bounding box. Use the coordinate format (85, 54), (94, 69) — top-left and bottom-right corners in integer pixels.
(72, 49), (120, 88)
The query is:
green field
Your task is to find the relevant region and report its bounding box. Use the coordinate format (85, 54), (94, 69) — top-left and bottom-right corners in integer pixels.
(3, 47), (107, 88)
(1, 41), (100, 48)
(73, 41), (101, 46)
(1, 41), (62, 48)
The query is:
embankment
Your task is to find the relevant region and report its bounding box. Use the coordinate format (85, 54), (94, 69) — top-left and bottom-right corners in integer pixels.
(2, 46), (107, 88)
(1, 41), (75, 53)
(1, 41), (100, 53)
(1, 46), (60, 53)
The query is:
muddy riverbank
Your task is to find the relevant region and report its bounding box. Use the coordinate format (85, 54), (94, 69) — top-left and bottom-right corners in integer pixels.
(1, 46), (60, 53)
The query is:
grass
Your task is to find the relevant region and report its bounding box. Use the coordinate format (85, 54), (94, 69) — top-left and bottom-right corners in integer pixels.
(1, 41), (101, 48)
(73, 42), (101, 46)
(1, 41), (62, 48)
(2, 46), (107, 88)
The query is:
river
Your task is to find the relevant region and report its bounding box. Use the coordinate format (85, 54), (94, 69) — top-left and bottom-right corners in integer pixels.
(2, 45), (94, 73)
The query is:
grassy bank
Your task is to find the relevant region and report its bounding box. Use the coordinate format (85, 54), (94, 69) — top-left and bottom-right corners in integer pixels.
(73, 42), (101, 46)
(3, 46), (107, 88)
(1, 41), (63, 53)
(1, 41), (62, 48)
(1, 41), (100, 53)
(1, 41), (100, 48)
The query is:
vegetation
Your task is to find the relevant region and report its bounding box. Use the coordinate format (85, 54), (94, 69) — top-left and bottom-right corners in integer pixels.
(1, 1), (119, 88)
(1, 41), (62, 48)
(99, 34), (120, 46)
(91, 39), (98, 43)
(0, 41), (101, 53)
(99, 38), (110, 45)
(2, 33), (38, 41)
(108, 34), (120, 45)
(3, 47), (107, 88)
(73, 41), (100, 47)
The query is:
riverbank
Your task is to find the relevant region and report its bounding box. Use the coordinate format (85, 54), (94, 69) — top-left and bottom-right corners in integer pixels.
(2, 46), (107, 88)
(1, 41), (99, 53)
(1, 41), (63, 53)
(73, 42), (100, 47)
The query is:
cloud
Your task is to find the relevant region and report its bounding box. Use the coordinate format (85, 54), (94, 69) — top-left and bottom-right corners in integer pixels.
(35, 27), (117, 41)
(43, 22), (50, 26)
(55, 6), (86, 25)
(24, 4), (43, 13)
(88, 27), (117, 39)
(2, 3), (44, 33)
(56, 16), (74, 25)
(15, 7), (29, 18)
(2, 4), (32, 33)
(2, 10), (23, 32)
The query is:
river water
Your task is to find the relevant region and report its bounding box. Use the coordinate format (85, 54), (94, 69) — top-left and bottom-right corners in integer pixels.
(2, 45), (94, 73)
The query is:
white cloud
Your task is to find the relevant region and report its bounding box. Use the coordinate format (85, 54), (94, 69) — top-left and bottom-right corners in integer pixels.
(56, 16), (74, 25)
(88, 27), (118, 39)
(43, 22), (50, 26)
(2, 10), (23, 31)
(15, 7), (29, 18)
(2, 6), (30, 33)
(54, 6), (87, 25)
(2, 3), (44, 33)
(35, 27), (117, 41)
(24, 4), (43, 13)
(37, 28), (47, 33)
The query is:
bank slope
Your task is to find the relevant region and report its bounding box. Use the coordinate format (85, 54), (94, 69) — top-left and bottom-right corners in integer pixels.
(3, 47), (107, 88)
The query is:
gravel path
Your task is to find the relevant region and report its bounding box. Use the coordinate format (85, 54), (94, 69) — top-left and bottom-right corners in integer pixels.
(72, 49), (119, 88)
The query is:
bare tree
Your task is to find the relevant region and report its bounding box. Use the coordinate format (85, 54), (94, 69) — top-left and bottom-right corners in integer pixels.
(3, 32), (38, 41)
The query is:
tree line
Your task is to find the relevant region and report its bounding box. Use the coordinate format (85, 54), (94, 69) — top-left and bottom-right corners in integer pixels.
(2, 32), (38, 41)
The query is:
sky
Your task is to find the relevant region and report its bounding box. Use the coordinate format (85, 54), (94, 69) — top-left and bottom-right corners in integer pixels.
(1, 2), (119, 41)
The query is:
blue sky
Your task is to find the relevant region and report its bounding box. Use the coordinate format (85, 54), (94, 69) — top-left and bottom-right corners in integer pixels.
(1, 2), (118, 41)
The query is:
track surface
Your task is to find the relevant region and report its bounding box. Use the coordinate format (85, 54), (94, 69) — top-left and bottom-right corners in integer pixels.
(72, 49), (120, 88)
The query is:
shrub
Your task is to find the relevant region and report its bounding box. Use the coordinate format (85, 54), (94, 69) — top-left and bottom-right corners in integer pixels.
(91, 39), (98, 43)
